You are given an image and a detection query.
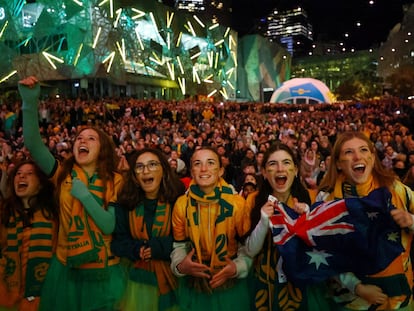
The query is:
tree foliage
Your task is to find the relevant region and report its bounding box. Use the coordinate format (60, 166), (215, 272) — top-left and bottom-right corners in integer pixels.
(334, 66), (383, 100)
(385, 64), (414, 98)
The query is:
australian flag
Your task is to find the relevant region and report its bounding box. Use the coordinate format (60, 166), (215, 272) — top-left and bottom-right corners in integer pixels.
(269, 187), (404, 286)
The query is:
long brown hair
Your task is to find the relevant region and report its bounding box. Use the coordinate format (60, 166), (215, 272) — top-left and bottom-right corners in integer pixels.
(1, 160), (58, 227)
(242, 142), (311, 241)
(318, 131), (396, 193)
(118, 148), (185, 210)
(56, 127), (118, 207)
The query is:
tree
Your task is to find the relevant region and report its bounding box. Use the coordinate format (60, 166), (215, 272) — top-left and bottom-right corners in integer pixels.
(334, 64), (383, 100)
(385, 64), (414, 98)
(335, 79), (362, 101)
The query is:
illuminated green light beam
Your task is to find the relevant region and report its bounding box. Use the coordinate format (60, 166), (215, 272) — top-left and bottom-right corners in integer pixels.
(0, 70), (17, 83)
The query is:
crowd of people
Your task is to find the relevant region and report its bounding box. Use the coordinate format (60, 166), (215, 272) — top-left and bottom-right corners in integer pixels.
(0, 75), (414, 310)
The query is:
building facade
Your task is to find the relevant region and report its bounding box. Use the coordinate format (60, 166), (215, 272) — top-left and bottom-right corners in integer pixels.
(262, 6), (313, 57)
(0, 0), (239, 100)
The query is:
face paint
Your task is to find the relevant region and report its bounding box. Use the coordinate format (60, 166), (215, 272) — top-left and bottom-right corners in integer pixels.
(263, 150), (297, 199)
(337, 137), (375, 185)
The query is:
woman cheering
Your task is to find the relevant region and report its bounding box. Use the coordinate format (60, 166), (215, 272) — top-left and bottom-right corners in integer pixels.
(111, 148), (185, 311)
(19, 76), (125, 311)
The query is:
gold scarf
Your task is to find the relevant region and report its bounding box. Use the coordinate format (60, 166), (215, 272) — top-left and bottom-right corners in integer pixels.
(330, 174), (378, 200)
(0, 211), (56, 306)
(129, 200), (177, 295)
(182, 178), (245, 293)
(66, 164), (119, 273)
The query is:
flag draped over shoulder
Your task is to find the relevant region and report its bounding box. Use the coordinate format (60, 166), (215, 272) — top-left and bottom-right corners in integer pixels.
(269, 187), (404, 286)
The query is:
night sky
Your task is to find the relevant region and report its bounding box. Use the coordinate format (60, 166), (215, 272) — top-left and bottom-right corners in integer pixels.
(232, 0), (414, 50)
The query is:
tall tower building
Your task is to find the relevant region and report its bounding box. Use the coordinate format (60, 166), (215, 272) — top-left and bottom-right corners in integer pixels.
(172, 0), (232, 27)
(264, 6), (313, 57)
(174, 0), (205, 12)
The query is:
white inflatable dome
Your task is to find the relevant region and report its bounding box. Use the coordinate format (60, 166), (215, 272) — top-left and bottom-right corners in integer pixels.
(270, 78), (334, 104)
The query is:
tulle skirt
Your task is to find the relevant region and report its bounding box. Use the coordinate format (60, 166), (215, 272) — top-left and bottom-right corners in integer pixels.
(39, 256), (127, 311)
(120, 280), (179, 311)
(176, 277), (250, 311)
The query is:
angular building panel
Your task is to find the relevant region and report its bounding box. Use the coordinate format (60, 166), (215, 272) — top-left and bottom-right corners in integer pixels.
(0, 0), (237, 100)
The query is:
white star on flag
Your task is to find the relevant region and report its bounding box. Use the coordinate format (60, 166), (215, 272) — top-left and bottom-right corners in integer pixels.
(306, 249), (332, 269)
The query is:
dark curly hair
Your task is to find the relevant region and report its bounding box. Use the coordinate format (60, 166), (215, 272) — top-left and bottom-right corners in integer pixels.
(118, 148), (186, 210)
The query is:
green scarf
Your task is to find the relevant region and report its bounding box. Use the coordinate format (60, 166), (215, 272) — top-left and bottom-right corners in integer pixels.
(186, 178), (238, 274)
(330, 174), (378, 200)
(0, 211), (56, 306)
(129, 200), (177, 296)
(66, 165), (119, 278)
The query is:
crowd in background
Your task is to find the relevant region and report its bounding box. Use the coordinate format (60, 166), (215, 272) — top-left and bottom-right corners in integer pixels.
(0, 94), (414, 194)
(2, 84), (414, 310)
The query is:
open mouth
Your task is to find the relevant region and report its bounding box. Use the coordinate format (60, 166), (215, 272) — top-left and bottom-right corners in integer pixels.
(353, 163), (366, 174)
(275, 175), (287, 186)
(78, 146), (89, 155)
(17, 182), (28, 190)
(142, 177), (154, 184)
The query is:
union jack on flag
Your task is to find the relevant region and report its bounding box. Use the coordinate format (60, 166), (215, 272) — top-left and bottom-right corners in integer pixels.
(271, 199), (355, 247)
(269, 187), (404, 285)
